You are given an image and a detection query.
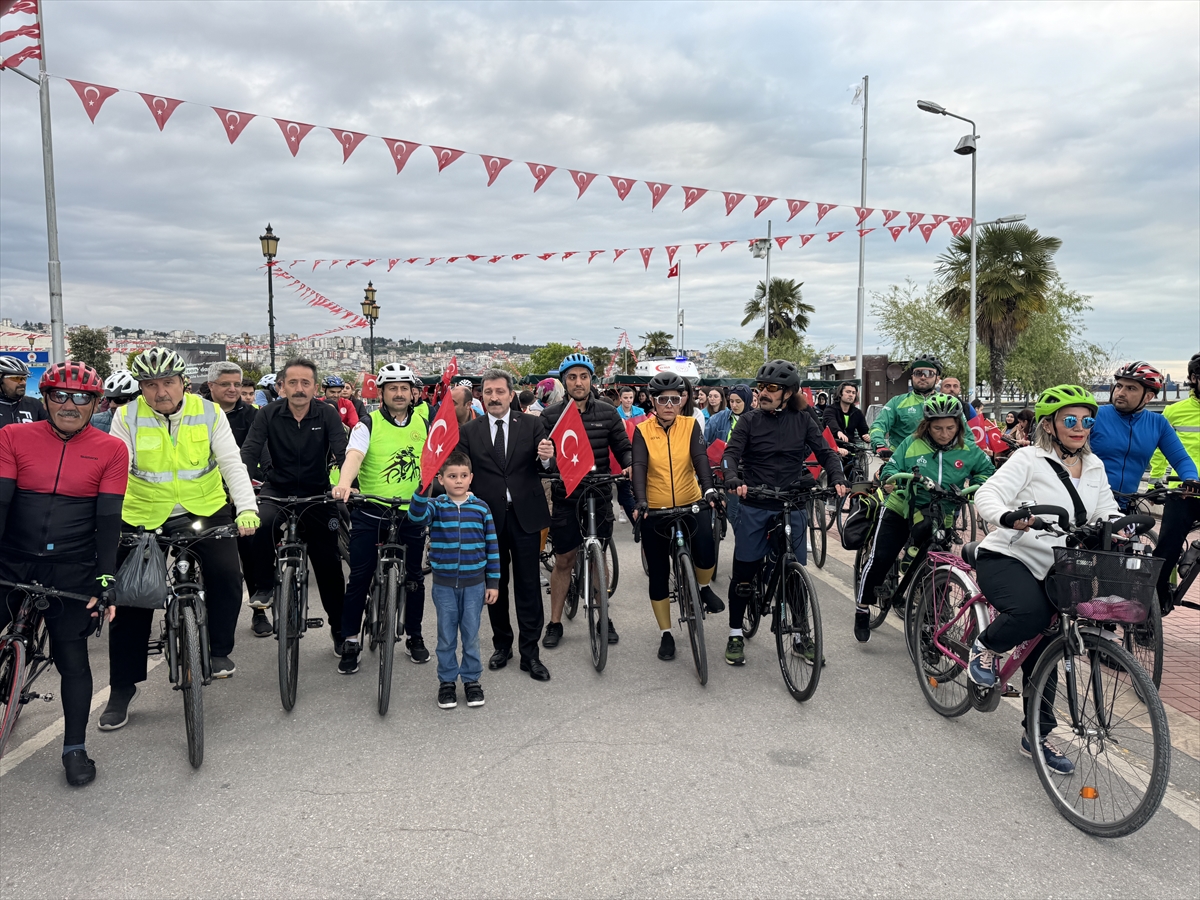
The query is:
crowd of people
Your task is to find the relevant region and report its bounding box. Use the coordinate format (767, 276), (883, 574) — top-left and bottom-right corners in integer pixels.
(0, 346), (1197, 788)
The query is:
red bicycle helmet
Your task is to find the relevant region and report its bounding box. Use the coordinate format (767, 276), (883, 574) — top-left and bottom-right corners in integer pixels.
(40, 360), (104, 395)
(1113, 361), (1164, 393)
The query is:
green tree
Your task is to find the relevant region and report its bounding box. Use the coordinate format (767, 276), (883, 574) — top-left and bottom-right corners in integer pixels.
(741, 277), (813, 342)
(639, 331), (675, 357)
(707, 335), (832, 380)
(126, 350), (141, 370)
(935, 224), (1062, 417)
(586, 346), (611, 373)
(528, 342), (576, 375)
(67, 326), (112, 379)
(870, 279), (977, 383)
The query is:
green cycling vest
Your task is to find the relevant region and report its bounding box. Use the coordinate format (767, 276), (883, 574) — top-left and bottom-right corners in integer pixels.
(357, 408), (428, 507)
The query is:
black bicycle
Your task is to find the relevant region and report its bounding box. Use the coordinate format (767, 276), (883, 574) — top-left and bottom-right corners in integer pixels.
(0, 581), (98, 759)
(636, 505), (709, 685)
(806, 486), (837, 569)
(346, 494), (411, 716)
(544, 534), (619, 603)
(739, 486), (824, 702)
(830, 439), (873, 534)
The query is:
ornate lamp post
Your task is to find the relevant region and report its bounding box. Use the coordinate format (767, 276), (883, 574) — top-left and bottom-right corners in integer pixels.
(361, 281), (380, 374)
(259, 224), (279, 371)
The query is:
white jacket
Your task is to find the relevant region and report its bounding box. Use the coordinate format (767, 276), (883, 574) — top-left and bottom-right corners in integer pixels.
(974, 446), (1121, 579)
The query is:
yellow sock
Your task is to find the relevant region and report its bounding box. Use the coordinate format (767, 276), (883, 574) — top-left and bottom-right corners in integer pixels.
(651, 598), (672, 631)
(694, 566), (715, 587)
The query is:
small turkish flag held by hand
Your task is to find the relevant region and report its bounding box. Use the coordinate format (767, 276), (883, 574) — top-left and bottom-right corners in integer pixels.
(441, 355), (459, 388)
(420, 397), (460, 492)
(706, 438), (727, 469)
(968, 409), (1008, 453)
(360, 372), (379, 400)
(549, 401), (595, 497)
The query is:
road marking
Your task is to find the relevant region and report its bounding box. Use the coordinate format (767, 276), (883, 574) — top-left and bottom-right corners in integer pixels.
(0, 657), (163, 777)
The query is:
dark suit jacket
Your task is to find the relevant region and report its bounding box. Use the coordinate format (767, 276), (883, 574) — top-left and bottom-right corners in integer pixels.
(457, 411), (552, 534)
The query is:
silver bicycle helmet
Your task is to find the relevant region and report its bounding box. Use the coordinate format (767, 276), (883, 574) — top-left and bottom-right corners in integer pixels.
(104, 370), (140, 400)
(0, 356), (31, 378)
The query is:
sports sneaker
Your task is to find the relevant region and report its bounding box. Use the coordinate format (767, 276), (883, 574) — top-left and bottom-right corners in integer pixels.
(406, 635), (430, 664)
(791, 636), (822, 667)
(332, 634), (345, 658)
(98, 684), (139, 731)
(968, 639), (1000, 687)
(251, 609), (272, 637)
(209, 656), (236, 678)
(853, 607), (871, 643)
(1021, 734), (1075, 775)
(604, 619), (619, 645)
(700, 586), (725, 614)
(338, 641), (361, 675)
(542, 621), (564, 648)
(464, 681), (485, 707)
(248, 589), (273, 609)
(437, 681), (457, 709)
(658, 631), (676, 661)
(62, 749), (96, 787)
(725, 635), (745, 666)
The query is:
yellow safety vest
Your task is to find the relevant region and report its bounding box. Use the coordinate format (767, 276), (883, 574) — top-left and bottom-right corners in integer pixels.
(119, 394), (227, 528)
(637, 415), (703, 509)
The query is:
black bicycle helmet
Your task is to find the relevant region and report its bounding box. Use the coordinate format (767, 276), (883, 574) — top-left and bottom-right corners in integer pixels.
(755, 359), (801, 391)
(910, 353), (943, 375)
(646, 371), (686, 395)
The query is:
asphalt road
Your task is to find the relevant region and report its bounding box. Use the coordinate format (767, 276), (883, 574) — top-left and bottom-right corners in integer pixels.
(2, 524), (1198, 899)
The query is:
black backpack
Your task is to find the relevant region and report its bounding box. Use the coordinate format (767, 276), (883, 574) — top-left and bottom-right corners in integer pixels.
(840, 489), (883, 551)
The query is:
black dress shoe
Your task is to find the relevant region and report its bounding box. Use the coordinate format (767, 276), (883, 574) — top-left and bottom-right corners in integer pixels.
(488, 648), (514, 670)
(520, 658), (551, 681)
(62, 749), (96, 787)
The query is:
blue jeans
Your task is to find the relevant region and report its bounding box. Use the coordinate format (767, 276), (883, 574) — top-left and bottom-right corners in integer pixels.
(430, 582), (485, 684)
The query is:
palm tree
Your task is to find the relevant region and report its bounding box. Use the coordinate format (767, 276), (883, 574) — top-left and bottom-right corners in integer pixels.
(639, 330), (675, 357)
(741, 278), (813, 342)
(935, 223), (1061, 417)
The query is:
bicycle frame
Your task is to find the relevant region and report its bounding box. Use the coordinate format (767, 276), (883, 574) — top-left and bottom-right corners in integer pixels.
(0, 591), (55, 702)
(160, 541), (214, 687)
(371, 503), (409, 639)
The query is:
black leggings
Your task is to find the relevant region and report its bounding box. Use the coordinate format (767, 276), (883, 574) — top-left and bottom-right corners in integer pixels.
(856, 509), (912, 607)
(1154, 494), (1200, 609)
(641, 510), (714, 602)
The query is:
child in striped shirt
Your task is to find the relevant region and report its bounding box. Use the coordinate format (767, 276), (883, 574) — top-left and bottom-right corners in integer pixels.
(408, 451), (500, 710)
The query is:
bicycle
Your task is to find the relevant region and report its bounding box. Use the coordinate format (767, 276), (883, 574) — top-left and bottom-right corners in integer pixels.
(830, 439), (873, 534)
(737, 486), (824, 702)
(0, 581), (98, 759)
(544, 534), (619, 605)
(346, 494), (412, 716)
(911, 507), (1169, 836)
(635, 504), (709, 685)
(116, 524), (238, 768)
(805, 486), (837, 569)
(266, 494), (333, 711)
(708, 472), (727, 581)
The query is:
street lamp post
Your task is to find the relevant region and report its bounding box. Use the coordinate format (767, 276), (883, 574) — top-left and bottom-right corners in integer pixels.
(750, 221), (772, 364)
(361, 281), (380, 374)
(259, 224), (279, 372)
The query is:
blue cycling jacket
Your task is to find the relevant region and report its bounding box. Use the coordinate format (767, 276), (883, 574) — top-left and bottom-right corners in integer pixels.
(1090, 404), (1197, 497)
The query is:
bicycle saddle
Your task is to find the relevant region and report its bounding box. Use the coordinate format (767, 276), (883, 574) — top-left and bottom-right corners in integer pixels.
(961, 541), (981, 568)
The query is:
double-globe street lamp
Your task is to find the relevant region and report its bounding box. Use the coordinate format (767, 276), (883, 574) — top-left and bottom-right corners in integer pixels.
(259, 224), (279, 372)
(361, 281), (380, 374)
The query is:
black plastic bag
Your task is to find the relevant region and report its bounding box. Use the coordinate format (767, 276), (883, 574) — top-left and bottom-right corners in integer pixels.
(114, 532), (169, 609)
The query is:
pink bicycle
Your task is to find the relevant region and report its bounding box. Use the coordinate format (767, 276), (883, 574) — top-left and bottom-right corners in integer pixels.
(911, 504), (1170, 837)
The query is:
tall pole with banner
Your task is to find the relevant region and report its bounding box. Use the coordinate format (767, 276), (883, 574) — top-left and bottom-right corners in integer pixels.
(854, 76), (868, 385)
(32, 2), (65, 362)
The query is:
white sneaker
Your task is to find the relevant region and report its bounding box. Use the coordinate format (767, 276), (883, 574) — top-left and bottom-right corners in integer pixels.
(618, 512), (628, 524)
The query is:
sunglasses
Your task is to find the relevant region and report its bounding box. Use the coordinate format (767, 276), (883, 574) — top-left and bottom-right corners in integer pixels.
(1061, 415), (1095, 430)
(756, 383), (784, 393)
(911, 369), (938, 378)
(46, 389), (96, 405)
(654, 395), (683, 406)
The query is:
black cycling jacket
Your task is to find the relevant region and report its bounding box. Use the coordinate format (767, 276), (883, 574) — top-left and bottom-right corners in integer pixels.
(0, 394), (48, 428)
(721, 405), (846, 509)
(823, 403), (870, 442)
(240, 399), (346, 496)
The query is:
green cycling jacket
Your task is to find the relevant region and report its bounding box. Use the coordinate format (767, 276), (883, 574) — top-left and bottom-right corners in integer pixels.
(869, 391), (927, 450)
(880, 433), (994, 519)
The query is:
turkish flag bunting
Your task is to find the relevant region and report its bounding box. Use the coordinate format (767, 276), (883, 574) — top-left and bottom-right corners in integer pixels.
(549, 400), (595, 497)
(512, 253), (529, 261)
(441, 355), (459, 387)
(332, 129), (367, 163)
(330, 260), (342, 267)
(719, 240), (738, 251)
(588, 250), (605, 263)
(775, 236), (791, 250)
(815, 202), (837, 224)
(857, 228), (874, 238)
(447, 257), (462, 263)
(666, 245), (680, 264)
(646, 182), (671, 209)
(419, 396), (461, 491)
(388, 259), (400, 271)
(527, 162), (556, 191)
(722, 192), (746, 216)
(695, 243), (710, 255)
(754, 196), (776, 218)
(0, 44), (39, 69)
(827, 231), (844, 242)
(613, 249), (629, 261)
(706, 438), (727, 470)
(431, 146), (465, 172)
(639, 247), (654, 269)
(854, 207), (874, 226)
(361, 259), (376, 267)
(568, 170), (597, 198)
(786, 199), (810, 222)
(931, 214), (949, 228)
(968, 410), (1009, 453)
(888, 226), (904, 241)
(426, 258), (442, 265)
(274, 119), (315, 156)
(382, 138), (421, 174)
(882, 209), (901, 226)
(68, 80), (119, 123)
(681, 186), (707, 210)
(481, 155), (511, 186)
(562, 252), (578, 260)
(138, 93), (183, 131)
(312, 260), (324, 271)
(949, 216), (972, 237)
(489, 256), (505, 263)
(907, 212), (925, 231)
(918, 223), (937, 243)
(538, 253), (555, 261)
(211, 106), (255, 143)
(668, 263), (679, 278)
(405, 257), (421, 264)
(346, 260), (359, 267)
(610, 176), (636, 200)
(465, 255), (482, 262)
(3, 1), (38, 14)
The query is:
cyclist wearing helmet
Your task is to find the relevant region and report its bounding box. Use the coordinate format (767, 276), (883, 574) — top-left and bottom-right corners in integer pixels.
(331, 363), (432, 671)
(0, 361), (125, 785)
(254, 373), (279, 407)
(0, 355), (48, 428)
(970, 385), (1124, 775)
(99, 348), (260, 731)
(720, 359), (847, 666)
(853, 393), (994, 642)
(868, 353), (943, 456)
(632, 371), (724, 662)
(319, 374), (359, 429)
(340, 377), (368, 421)
(540, 352), (632, 649)
(91, 370), (140, 434)
(1147, 353), (1200, 614)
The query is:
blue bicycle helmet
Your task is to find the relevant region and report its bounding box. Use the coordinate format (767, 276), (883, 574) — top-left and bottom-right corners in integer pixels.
(559, 352), (594, 376)
(322, 374), (345, 388)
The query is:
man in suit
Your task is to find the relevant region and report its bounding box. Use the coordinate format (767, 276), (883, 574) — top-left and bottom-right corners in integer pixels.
(457, 368), (557, 681)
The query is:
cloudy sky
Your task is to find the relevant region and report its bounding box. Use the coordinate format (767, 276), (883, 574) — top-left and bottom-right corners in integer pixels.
(1, 1), (1197, 373)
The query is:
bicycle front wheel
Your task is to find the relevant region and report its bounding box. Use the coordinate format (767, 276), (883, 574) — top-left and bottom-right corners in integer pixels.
(675, 549), (708, 685)
(276, 565), (300, 711)
(1027, 633), (1171, 837)
(606, 538), (620, 599)
(179, 605), (205, 769)
(377, 566), (399, 716)
(775, 562), (822, 702)
(1118, 601), (1162, 689)
(911, 571), (974, 718)
(0, 636), (28, 758)
(585, 543), (609, 672)
(808, 498), (827, 569)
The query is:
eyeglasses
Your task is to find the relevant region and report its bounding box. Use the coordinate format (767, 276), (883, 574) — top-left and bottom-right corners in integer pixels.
(654, 395), (683, 406)
(912, 369), (938, 378)
(756, 382), (784, 393)
(46, 389), (96, 405)
(1062, 415), (1095, 430)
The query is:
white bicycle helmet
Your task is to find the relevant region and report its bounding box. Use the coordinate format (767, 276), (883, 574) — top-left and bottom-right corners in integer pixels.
(257, 373), (277, 388)
(0, 356), (31, 377)
(377, 363), (420, 385)
(104, 370), (140, 400)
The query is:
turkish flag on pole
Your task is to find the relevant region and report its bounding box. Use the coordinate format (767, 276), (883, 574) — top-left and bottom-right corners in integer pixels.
(667, 263), (679, 278)
(548, 401), (595, 497)
(420, 397), (460, 491)
(441, 355), (459, 388)
(968, 409), (1008, 453)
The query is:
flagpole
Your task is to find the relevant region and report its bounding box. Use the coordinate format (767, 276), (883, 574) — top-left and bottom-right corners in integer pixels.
(763, 220), (772, 364)
(675, 259), (682, 353)
(854, 75), (868, 386)
(32, 1), (65, 363)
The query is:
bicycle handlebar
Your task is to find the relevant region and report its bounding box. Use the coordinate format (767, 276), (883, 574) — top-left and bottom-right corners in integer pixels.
(0, 579), (94, 603)
(743, 484), (831, 503)
(120, 524), (239, 546)
(347, 493), (411, 509)
(999, 505), (1072, 530)
(265, 493), (333, 506)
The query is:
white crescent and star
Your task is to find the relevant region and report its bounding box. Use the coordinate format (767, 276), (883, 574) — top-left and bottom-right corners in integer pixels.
(561, 428), (580, 465)
(427, 418), (448, 455)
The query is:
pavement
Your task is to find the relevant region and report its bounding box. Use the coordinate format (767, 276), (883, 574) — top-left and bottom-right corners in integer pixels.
(2, 523), (1199, 899)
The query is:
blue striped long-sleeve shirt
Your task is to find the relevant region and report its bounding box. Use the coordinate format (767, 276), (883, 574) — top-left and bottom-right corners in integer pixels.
(407, 491), (500, 589)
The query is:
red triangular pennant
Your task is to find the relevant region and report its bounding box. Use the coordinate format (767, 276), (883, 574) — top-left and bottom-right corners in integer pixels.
(527, 162), (556, 191)
(827, 231), (844, 242)
(786, 199), (810, 222)
(798, 234), (816, 247)
(775, 236), (791, 250)
(646, 182), (671, 209)
(719, 241), (738, 251)
(562, 252), (579, 260)
(857, 228), (875, 238)
(695, 243), (710, 255)
(640, 247), (654, 269)
(382, 138), (421, 174)
(666, 245), (680, 264)
(815, 202), (837, 224)
(681, 186), (707, 211)
(888, 226), (904, 242)
(447, 257), (462, 264)
(722, 191), (746, 216)
(274, 119), (315, 157)
(512, 253), (529, 261)
(331, 129), (367, 163)
(754, 196), (777, 218)
(588, 250), (605, 263)
(613, 249), (628, 261)
(537, 253), (553, 261)
(907, 212), (925, 232)
(68, 80), (119, 123)
(489, 255), (505, 263)
(212, 106), (255, 143)
(881, 209), (901, 226)
(388, 259), (400, 271)
(949, 216), (973, 237)
(138, 93), (183, 131)
(481, 155), (511, 186)
(919, 222), (937, 242)
(610, 176), (636, 200)
(854, 207), (874, 226)
(430, 146), (465, 172)
(568, 170), (597, 198)
(466, 255), (483, 261)
(405, 258), (421, 265)
(931, 214), (949, 228)
(426, 258), (443, 265)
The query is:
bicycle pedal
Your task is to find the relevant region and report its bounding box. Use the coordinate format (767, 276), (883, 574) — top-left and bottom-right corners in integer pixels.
(39, 692), (54, 702)
(305, 617), (324, 628)
(146, 641), (165, 656)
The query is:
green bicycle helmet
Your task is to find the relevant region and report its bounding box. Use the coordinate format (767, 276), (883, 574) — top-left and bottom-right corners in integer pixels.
(922, 392), (963, 420)
(129, 347), (188, 381)
(1035, 384), (1098, 421)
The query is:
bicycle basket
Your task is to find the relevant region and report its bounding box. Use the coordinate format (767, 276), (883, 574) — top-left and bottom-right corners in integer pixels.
(1047, 547), (1163, 624)
(114, 532), (170, 609)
